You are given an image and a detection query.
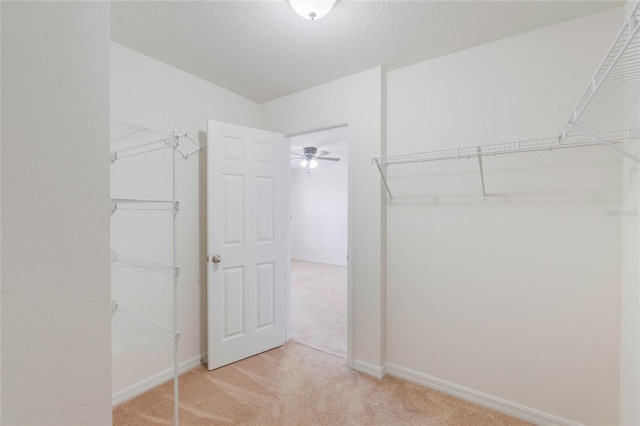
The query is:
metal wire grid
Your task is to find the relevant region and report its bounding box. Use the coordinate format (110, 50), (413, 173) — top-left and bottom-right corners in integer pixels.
(110, 198), (178, 212)
(110, 120), (176, 162)
(111, 300), (175, 356)
(111, 120), (205, 163)
(374, 130), (637, 199)
(561, 2), (640, 139)
(110, 119), (188, 426)
(372, 1), (640, 200)
(111, 250), (176, 277)
(175, 132), (206, 159)
(374, 129), (633, 165)
(381, 156), (478, 199)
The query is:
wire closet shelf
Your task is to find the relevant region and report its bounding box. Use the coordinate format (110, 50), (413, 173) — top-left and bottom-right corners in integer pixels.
(373, 1), (640, 201)
(560, 1), (640, 143)
(373, 130), (638, 201)
(111, 119), (204, 162)
(111, 250), (178, 277)
(110, 119), (200, 426)
(111, 198), (179, 213)
(111, 299), (177, 356)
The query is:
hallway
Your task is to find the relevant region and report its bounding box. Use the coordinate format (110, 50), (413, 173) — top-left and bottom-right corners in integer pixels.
(290, 260), (347, 356)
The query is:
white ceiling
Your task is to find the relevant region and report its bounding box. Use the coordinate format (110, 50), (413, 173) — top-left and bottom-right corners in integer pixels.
(111, 1), (622, 104)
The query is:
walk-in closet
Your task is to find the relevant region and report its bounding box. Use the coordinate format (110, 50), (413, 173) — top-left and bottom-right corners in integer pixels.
(2, 1), (640, 425)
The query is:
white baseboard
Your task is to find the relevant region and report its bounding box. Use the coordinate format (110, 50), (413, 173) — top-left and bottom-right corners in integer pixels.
(113, 354), (580, 425)
(385, 363), (581, 426)
(353, 359), (387, 380)
(112, 354), (205, 406)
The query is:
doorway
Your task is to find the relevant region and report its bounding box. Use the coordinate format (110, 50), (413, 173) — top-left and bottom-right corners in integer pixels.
(288, 125), (349, 357)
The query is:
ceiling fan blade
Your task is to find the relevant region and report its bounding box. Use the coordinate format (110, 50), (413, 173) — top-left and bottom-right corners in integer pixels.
(317, 151), (330, 157)
(317, 157), (340, 161)
(291, 152), (304, 158)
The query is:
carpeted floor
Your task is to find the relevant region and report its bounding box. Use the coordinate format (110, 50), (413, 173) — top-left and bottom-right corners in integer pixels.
(113, 341), (529, 425)
(290, 260), (347, 356)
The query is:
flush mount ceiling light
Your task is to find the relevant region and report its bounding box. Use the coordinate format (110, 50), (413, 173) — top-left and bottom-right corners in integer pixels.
(289, 0), (337, 21)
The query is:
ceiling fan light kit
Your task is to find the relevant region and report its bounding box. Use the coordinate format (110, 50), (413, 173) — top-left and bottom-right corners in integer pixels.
(289, 0), (337, 21)
(292, 146), (341, 170)
(300, 158), (319, 169)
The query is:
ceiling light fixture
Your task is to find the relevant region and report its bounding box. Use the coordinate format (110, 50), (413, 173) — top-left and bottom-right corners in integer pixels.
(299, 158), (319, 169)
(289, 0), (336, 21)
(294, 146), (340, 170)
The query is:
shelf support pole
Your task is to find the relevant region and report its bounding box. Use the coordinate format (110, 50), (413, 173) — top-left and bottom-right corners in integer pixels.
(374, 158), (393, 201)
(477, 146), (487, 201)
(573, 123), (640, 164)
(172, 135), (179, 426)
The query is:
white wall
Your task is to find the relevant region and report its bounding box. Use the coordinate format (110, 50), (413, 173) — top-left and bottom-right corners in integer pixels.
(261, 68), (386, 370)
(1, 3), (3, 419)
(290, 162), (348, 266)
(1, 2), (112, 424)
(110, 42), (261, 398)
(621, 142), (640, 426)
(620, 3), (640, 424)
(386, 8), (625, 425)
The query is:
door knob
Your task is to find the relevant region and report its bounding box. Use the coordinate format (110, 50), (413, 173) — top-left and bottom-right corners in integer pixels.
(212, 255), (221, 264)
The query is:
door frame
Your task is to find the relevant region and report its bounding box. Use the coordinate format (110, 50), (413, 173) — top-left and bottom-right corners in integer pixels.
(281, 116), (354, 368)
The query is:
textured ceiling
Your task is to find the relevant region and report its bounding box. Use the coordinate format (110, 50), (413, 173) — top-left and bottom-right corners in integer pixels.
(111, 1), (623, 103)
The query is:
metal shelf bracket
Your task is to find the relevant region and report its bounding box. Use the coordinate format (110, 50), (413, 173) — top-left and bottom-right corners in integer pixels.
(477, 146), (487, 201)
(174, 130), (206, 160)
(573, 123), (640, 164)
(373, 157), (394, 201)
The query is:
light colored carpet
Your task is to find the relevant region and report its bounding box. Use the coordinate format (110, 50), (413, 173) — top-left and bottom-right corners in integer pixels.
(113, 341), (529, 425)
(290, 260), (347, 356)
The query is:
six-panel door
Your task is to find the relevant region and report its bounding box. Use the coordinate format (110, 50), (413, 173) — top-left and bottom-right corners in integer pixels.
(207, 121), (287, 370)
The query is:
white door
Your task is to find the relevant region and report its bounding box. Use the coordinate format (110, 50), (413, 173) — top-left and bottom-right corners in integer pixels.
(207, 121), (287, 370)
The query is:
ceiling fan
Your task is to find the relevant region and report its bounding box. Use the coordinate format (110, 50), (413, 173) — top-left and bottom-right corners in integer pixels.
(291, 146), (340, 169)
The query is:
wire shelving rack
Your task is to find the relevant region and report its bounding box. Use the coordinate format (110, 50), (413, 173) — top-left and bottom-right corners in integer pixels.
(111, 251), (178, 277)
(373, 1), (640, 201)
(373, 130), (637, 200)
(110, 119), (203, 426)
(560, 1), (640, 144)
(110, 198), (178, 213)
(111, 119), (204, 162)
(111, 300), (177, 356)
